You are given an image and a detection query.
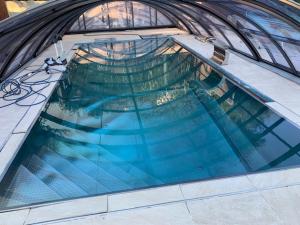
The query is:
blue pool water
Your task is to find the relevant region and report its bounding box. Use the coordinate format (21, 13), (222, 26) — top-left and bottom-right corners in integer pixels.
(0, 38), (299, 209)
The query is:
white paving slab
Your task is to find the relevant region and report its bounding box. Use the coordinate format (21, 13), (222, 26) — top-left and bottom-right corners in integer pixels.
(108, 185), (184, 211)
(101, 203), (194, 225)
(173, 35), (214, 59)
(42, 202), (195, 225)
(13, 80), (58, 134)
(187, 192), (283, 225)
(261, 185), (300, 225)
(247, 167), (300, 189)
(26, 195), (107, 224)
(180, 176), (255, 200)
(0, 209), (30, 225)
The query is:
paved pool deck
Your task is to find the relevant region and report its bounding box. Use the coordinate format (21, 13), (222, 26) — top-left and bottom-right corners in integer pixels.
(0, 28), (300, 225)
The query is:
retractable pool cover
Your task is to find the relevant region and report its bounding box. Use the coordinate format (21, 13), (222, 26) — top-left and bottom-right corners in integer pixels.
(0, 0), (299, 81)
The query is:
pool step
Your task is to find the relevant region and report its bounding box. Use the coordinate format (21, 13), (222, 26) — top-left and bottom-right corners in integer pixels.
(26, 155), (87, 198)
(38, 147), (110, 194)
(59, 150), (132, 192)
(47, 139), (134, 191)
(0, 165), (61, 208)
(61, 140), (162, 186)
(40, 116), (101, 145)
(53, 140), (160, 189)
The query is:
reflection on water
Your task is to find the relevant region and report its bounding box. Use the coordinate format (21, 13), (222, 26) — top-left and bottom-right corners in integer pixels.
(0, 38), (299, 209)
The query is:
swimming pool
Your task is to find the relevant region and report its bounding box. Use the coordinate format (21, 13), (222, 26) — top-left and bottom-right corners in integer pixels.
(0, 37), (299, 209)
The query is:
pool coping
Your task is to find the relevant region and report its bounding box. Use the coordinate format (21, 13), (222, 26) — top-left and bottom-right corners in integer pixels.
(0, 30), (300, 224)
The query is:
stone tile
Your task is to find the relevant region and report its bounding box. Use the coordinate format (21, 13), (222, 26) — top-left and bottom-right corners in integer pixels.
(108, 185), (183, 211)
(26, 196), (108, 224)
(261, 186), (300, 225)
(36, 81), (58, 99)
(173, 35), (214, 59)
(42, 202), (194, 225)
(103, 202), (194, 225)
(187, 192), (283, 225)
(180, 176), (255, 200)
(0, 105), (30, 149)
(0, 133), (26, 181)
(37, 217), (98, 225)
(13, 104), (44, 134)
(13, 73), (63, 134)
(247, 168), (300, 189)
(0, 209), (29, 225)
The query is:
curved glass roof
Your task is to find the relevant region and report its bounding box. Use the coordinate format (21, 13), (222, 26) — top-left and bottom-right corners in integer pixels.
(0, 0), (299, 81)
(69, 1), (174, 32)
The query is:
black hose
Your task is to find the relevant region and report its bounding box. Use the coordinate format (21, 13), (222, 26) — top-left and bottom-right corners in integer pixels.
(0, 65), (66, 108)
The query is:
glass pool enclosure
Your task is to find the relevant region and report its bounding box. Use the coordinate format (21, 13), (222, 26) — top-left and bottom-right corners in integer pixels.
(0, 38), (299, 209)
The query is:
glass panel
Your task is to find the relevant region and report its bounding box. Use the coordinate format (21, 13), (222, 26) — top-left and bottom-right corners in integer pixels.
(4, 41), (32, 76)
(181, 2), (253, 56)
(110, 1), (129, 28)
(255, 0), (300, 23)
(225, 2), (300, 72)
(231, 3), (300, 41)
(281, 41), (300, 71)
(5, 0), (47, 17)
(69, 1), (173, 32)
(218, 6), (291, 67)
(84, 5), (109, 30)
(0, 24), (36, 80)
(69, 15), (86, 31)
(157, 10), (171, 26)
(132, 2), (151, 27)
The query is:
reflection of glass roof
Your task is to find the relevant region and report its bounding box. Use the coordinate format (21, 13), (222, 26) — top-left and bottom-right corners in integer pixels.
(0, 0), (299, 80)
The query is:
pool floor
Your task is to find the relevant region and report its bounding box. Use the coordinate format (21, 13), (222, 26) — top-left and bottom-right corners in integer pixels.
(0, 38), (299, 209)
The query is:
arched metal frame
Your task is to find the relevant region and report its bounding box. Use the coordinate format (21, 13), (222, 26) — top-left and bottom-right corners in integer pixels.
(188, 0), (299, 74)
(68, 1), (177, 33)
(0, 0), (299, 81)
